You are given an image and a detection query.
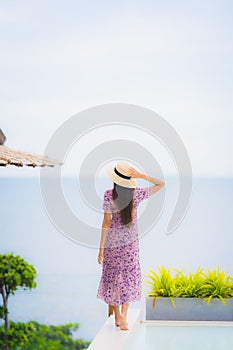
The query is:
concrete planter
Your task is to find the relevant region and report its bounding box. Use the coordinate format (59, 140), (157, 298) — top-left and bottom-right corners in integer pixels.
(146, 297), (233, 321)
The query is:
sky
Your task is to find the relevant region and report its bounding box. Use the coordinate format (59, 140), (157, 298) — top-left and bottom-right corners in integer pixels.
(0, 0), (233, 178)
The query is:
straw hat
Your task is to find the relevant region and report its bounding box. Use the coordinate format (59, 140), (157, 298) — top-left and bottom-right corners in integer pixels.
(105, 161), (138, 188)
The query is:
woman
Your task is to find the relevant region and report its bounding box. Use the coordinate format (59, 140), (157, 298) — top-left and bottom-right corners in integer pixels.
(97, 161), (165, 330)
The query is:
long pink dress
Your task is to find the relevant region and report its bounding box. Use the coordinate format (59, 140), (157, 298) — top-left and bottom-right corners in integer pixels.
(97, 186), (154, 306)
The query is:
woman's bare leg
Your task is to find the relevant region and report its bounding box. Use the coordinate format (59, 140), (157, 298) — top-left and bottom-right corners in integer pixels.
(108, 305), (114, 317)
(119, 303), (129, 330)
(121, 303), (129, 319)
(110, 305), (121, 326)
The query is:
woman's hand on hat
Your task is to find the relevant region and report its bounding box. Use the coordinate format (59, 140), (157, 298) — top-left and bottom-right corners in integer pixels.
(128, 167), (142, 179)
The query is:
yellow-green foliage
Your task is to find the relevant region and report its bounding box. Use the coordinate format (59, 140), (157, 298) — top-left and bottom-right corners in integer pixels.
(145, 265), (233, 306)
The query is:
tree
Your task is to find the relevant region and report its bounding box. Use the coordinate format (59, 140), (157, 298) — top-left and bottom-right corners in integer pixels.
(0, 253), (37, 349)
(0, 253), (90, 349)
(20, 321), (90, 349)
(0, 321), (34, 349)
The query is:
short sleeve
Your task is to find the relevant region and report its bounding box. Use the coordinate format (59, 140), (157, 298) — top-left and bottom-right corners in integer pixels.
(133, 186), (154, 205)
(102, 190), (112, 212)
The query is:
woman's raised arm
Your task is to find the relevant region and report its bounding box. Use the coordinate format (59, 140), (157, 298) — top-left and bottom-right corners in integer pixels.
(128, 167), (165, 195)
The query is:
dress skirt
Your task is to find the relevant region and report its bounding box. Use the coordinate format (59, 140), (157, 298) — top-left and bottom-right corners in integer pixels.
(97, 239), (142, 306)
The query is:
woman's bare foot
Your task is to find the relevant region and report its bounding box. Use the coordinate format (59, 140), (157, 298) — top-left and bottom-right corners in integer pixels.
(119, 314), (129, 331)
(115, 318), (121, 327)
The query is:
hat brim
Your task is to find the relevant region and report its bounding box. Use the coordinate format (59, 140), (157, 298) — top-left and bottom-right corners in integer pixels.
(105, 164), (138, 188)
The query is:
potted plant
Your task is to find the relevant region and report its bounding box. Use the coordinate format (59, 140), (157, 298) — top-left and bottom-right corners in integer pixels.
(145, 266), (233, 321)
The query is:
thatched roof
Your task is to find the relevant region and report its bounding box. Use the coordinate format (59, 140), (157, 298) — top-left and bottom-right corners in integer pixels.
(0, 129), (60, 167)
(0, 145), (58, 167)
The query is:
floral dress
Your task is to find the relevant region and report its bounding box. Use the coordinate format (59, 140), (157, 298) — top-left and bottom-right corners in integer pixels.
(97, 186), (154, 306)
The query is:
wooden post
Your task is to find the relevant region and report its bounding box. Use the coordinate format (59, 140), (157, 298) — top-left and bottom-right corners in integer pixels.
(0, 129), (6, 145)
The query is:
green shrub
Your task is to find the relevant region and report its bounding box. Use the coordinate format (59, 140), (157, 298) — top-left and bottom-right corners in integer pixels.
(20, 321), (90, 350)
(199, 267), (233, 305)
(145, 265), (233, 307)
(0, 321), (91, 350)
(0, 321), (34, 349)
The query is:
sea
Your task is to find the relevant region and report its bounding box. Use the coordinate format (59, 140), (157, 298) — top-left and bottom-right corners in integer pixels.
(1, 176), (233, 342)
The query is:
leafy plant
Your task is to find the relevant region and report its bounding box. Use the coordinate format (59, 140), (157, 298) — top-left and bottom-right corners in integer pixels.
(20, 321), (90, 350)
(146, 266), (177, 306)
(0, 253), (90, 349)
(0, 321), (90, 350)
(145, 266), (233, 307)
(0, 253), (37, 328)
(199, 266), (233, 305)
(0, 321), (34, 349)
(0, 306), (8, 320)
(173, 267), (205, 298)
(0, 253), (37, 349)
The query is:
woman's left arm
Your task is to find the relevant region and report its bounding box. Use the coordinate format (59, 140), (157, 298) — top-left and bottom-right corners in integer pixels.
(98, 212), (111, 264)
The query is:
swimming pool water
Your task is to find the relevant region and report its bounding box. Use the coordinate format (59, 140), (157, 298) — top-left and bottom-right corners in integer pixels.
(126, 323), (233, 350)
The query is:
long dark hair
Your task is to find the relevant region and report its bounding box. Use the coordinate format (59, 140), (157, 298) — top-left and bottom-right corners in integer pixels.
(112, 183), (134, 226)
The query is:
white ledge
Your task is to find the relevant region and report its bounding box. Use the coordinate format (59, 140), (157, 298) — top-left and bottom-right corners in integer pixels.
(88, 308), (141, 350)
